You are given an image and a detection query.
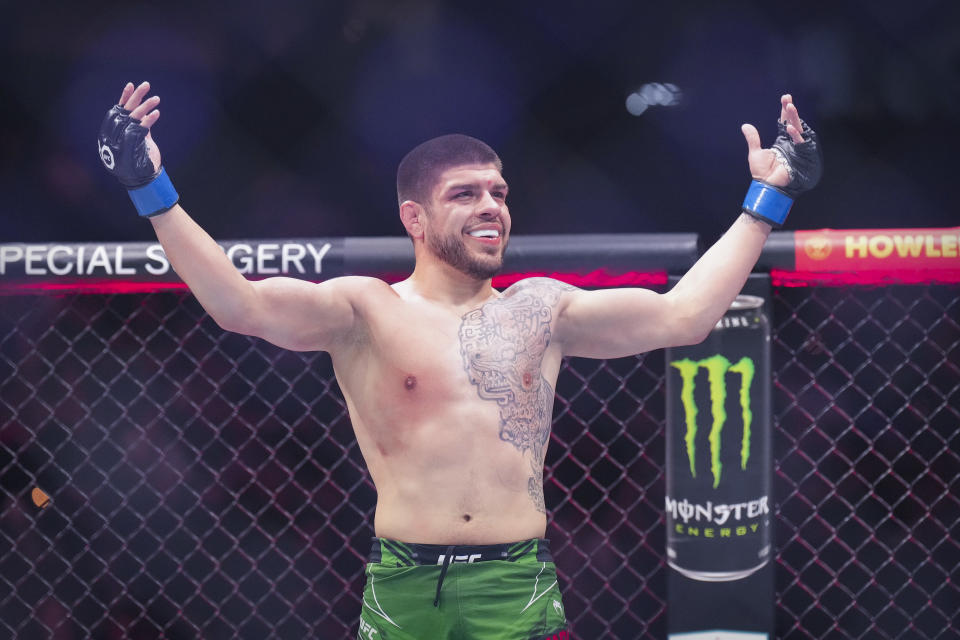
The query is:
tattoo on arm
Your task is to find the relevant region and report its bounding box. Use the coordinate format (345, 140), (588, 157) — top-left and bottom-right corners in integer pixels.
(458, 278), (576, 513)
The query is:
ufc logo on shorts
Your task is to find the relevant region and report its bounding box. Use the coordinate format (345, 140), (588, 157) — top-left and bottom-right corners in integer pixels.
(436, 553), (482, 565)
(358, 618), (378, 639)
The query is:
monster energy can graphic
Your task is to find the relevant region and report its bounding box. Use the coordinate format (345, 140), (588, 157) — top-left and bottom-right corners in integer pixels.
(665, 295), (771, 582)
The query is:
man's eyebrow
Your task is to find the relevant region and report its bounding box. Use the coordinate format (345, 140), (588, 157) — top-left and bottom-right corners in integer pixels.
(444, 182), (509, 193)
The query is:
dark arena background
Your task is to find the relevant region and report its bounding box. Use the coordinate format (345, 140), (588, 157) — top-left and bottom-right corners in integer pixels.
(2, 2), (959, 639)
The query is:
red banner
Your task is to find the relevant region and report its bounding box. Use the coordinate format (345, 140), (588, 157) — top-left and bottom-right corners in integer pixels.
(783, 227), (960, 285)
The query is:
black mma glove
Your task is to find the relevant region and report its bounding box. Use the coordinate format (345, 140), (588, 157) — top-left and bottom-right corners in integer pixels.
(98, 104), (178, 217)
(742, 119), (823, 227)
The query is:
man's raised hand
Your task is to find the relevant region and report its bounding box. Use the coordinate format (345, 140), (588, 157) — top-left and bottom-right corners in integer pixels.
(99, 81), (178, 217)
(739, 94), (823, 227)
(741, 94), (822, 194)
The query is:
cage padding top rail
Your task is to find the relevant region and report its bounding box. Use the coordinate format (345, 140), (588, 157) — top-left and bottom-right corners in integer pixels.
(1, 227), (957, 293)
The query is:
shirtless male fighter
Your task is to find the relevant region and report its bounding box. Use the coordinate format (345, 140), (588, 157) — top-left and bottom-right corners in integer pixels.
(98, 82), (821, 639)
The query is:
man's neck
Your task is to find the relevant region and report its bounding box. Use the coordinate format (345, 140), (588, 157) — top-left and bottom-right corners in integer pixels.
(403, 258), (498, 309)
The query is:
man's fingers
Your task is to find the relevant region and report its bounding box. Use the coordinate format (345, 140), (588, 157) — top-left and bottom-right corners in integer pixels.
(783, 102), (806, 143)
(784, 102), (802, 128)
(122, 81), (151, 111)
(130, 95), (160, 122)
(778, 95), (806, 143)
(118, 82), (134, 107)
(785, 123), (804, 144)
(141, 110), (160, 129)
(741, 123), (762, 152)
(780, 94), (792, 123)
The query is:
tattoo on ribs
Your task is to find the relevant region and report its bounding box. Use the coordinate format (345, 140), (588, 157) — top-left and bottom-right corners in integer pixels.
(458, 278), (576, 513)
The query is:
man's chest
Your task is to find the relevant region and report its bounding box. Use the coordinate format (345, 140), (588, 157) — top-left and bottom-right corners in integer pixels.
(354, 293), (563, 402)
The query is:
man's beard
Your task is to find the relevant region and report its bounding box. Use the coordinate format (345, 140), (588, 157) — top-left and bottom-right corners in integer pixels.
(427, 230), (507, 280)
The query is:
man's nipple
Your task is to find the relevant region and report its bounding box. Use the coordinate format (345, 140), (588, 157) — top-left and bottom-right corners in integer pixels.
(404, 375), (417, 390)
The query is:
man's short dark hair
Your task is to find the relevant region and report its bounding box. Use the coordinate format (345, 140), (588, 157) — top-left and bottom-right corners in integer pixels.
(397, 134), (502, 206)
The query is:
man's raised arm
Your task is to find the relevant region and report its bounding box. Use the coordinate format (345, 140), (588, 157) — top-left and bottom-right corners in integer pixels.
(556, 94), (822, 359)
(99, 82), (365, 352)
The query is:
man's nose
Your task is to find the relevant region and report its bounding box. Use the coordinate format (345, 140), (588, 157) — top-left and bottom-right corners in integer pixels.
(477, 191), (501, 214)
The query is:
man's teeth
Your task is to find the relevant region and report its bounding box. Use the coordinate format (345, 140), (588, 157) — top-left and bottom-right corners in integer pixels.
(468, 230), (500, 238)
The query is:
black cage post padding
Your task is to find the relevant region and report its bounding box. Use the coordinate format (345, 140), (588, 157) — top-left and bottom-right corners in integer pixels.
(1, 234), (958, 639)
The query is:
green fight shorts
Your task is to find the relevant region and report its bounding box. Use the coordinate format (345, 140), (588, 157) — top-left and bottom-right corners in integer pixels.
(357, 538), (570, 640)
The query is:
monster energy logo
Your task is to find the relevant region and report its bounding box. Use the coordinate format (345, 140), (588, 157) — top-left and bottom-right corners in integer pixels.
(670, 355), (755, 488)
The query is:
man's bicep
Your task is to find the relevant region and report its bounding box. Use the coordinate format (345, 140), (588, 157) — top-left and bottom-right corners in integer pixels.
(246, 275), (375, 352)
(557, 287), (694, 359)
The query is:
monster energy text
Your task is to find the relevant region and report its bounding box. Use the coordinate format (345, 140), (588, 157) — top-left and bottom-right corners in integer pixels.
(665, 496), (769, 526)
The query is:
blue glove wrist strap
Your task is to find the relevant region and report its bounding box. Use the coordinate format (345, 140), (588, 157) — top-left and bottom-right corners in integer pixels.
(741, 180), (793, 227)
(128, 167), (179, 217)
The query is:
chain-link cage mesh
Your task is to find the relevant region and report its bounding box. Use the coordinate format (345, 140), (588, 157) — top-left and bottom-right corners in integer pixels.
(1, 284), (958, 639)
(770, 285), (960, 639)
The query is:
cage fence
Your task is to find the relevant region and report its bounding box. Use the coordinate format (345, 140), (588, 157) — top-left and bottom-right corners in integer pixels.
(1, 281), (958, 639)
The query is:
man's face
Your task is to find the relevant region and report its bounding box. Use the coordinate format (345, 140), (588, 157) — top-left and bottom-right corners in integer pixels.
(422, 164), (511, 280)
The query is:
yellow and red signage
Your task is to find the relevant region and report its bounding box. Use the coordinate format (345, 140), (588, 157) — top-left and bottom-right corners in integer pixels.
(775, 228), (960, 286)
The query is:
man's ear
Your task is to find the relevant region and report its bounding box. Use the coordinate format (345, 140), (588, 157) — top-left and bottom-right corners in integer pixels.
(399, 200), (425, 239)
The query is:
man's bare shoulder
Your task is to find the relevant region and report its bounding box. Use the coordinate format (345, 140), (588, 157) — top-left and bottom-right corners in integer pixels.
(325, 275), (397, 301)
(500, 277), (579, 301)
